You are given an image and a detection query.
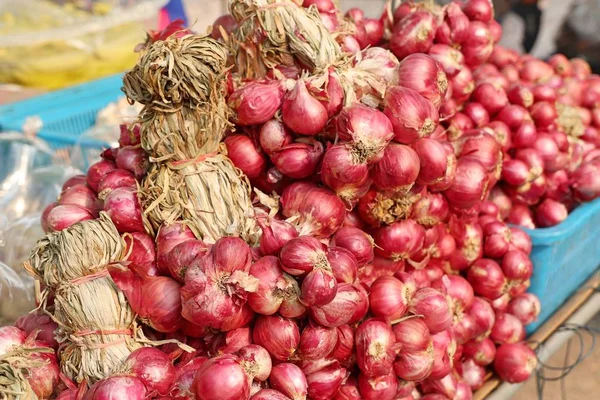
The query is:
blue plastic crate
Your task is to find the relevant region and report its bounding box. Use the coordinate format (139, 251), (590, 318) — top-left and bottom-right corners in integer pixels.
(524, 197), (600, 333)
(0, 74), (125, 149)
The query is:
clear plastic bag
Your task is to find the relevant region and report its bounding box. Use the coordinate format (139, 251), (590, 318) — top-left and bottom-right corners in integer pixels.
(0, 213), (44, 274)
(0, 165), (81, 225)
(0, 261), (36, 326)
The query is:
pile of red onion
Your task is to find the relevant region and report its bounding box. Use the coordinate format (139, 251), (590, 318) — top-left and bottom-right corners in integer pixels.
(38, 0), (599, 399)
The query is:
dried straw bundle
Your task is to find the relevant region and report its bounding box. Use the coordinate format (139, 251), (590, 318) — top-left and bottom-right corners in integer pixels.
(122, 34), (228, 110)
(229, 0), (341, 78)
(137, 98), (230, 161)
(142, 149), (259, 244)
(0, 362), (35, 400)
(24, 214), (139, 384)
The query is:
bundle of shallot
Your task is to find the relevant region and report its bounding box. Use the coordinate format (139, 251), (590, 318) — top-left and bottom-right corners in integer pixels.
(24, 214), (141, 383)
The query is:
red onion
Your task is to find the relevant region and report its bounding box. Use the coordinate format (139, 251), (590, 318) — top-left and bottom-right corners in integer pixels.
(491, 313), (525, 344)
(62, 174), (88, 191)
(412, 193), (449, 228)
(125, 347), (175, 395)
(459, 358), (486, 390)
(271, 138), (324, 179)
(467, 297), (496, 339)
(282, 80), (328, 136)
(310, 283), (367, 327)
(206, 327), (251, 356)
(447, 112), (474, 141)
(472, 83), (508, 115)
(14, 312), (57, 350)
(257, 215), (298, 257)
(335, 104), (394, 163)
(354, 47), (401, 88)
(384, 86), (439, 144)
(298, 323), (338, 361)
(372, 144), (420, 192)
(356, 319), (397, 377)
(362, 18), (385, 48)
(331, 227), (374, 267)
(501, 159), (530, 186)
(279, 274), (308, 319)
(86, 375), (147, 400)
(192, 355), (250, 400)
(463, 102), (490, 127)
(429, 330), (456, 381)
(87, 159), (117, 192)
(451, 66), (475, 104)
(303, 0), (334, 12)
(428, 145), (457, 192)
(306, 364), (347, 400)
(390, 11), (436, 61)
(118, 123), (140, 147)
(321, 143), (370, 196)
(397, 54), (448, 108)
(326, 247), (359, 284)
(251, 389), (292, 400)
(104, 187), (145, 233)
(456, 130), (502, 173)
(373, 220), (425, 261)
(572, 159), (600, 202)
(229, 81), (284, 126)
(247, 256), (286, 315)
(97, 169), (136, 200)
(369, 276), (410, 322)
(330, 324), (355, 366)
(448, 218), (483, 271)
(507, 205), (536, 229)
(238, 345), (272, 382)
(467, 259), (506, 300)
(225, 134), (267, 179)
(124, 232), (159, 278)
(535, 198), (568, 227)
(532, 84), (557, 103)
(410, 288), (453, 334)
(435, 275), (474, 310)
(210, 14), (237, 40)
(259, 120), (293, 155)
(156, 222), (196, 273)
(445, 158), (489, 209)
(393, 318), (432, 352)
(0, 326), (27, 355)
(279, 236), (327, 276)
(501, 250), (533, 281)
(46, 204), (94, 231)
(301, 267), (338, 307)
(436, 2), (469, 45)
(253, 315), (299, 360)
(461, 22), (493, 66)
(59, 183), (101, 216)
(110, 267), (183, 332)
(40, 202), (56, 232)
(281, 182), (346, 237)
(393, 345), (435, 382)
(413, 138), (451, 186)
(483, 222), (511, 258)
(428, 44), (465, 78)
(549, 53), (572, 76)
(507, 86), (534, 108)
(269, 363), (308, 400)
(116, 146), (149, 180)
(462, 0), (493, 22)
(508, 227), (532, 255)
(463, 338), (496, 366)
(358, 372), (398, 400)
(507, 293), (541, 326)
(180, 237), (256, 331)
(494, 343), (537, 383)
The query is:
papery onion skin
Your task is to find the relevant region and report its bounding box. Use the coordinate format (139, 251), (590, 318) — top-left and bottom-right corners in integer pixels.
(193, 355), (250, 400)
(306, 365), (347, 400)
(253, 315), (300, 361)
(238, 344), (272, 382)
(410, 288), (453, 334)
(269, 363), (308, 400)
(369, 276), (409, 322)
(494, 343), (537, 383)
(358, 372), (398, 400)
(251, 389), (292, 400)
(384, 86), (439, 144)
(229, 81), (284, 126)
(282, 79), (328, 136)
(458, 358), (486, 390)
(300, 267), (338, 307)
(355, 318), (398, 378)
(247, 256), (285, 315)
(260, 119), (293, 155)
(86, 375), (147, 400)
(125, 347), (175, 395)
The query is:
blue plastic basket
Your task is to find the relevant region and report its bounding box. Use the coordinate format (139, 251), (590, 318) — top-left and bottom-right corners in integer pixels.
(0, 74), (125, 149)
(524, 197), (600, 333)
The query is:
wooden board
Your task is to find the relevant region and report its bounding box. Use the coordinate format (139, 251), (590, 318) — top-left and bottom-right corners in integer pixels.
(473, 272), (600, 400)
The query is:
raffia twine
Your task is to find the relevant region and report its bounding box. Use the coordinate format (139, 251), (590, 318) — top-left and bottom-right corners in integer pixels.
(23, 214), (141, 384)
(122, 34), (228, 111)
(141, 146), (259, 245)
